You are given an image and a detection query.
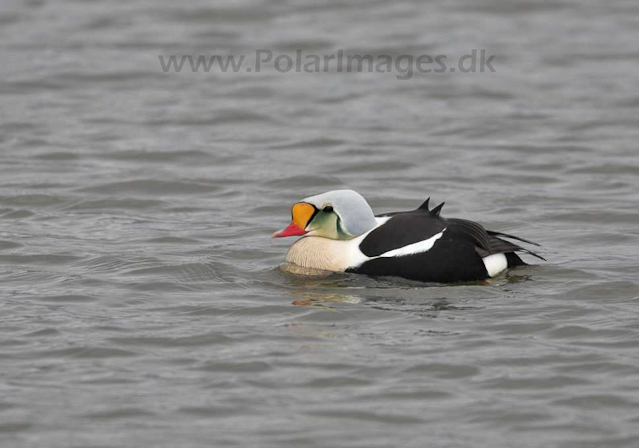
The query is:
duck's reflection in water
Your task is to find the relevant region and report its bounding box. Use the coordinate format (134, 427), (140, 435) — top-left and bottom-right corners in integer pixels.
(278, 262), (531, 313)
(278, 262), (335, 278)
(277, 263), (364, 307)
(289, 290), (362, 307)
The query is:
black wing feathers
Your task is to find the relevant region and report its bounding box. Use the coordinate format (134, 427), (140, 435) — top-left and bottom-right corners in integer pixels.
(487, 230), (541, 247)
(360, 212), (445, 257)
(368, 196), (544, 261)
(488, 234), (546, 261)
(447, 218), (492, 252)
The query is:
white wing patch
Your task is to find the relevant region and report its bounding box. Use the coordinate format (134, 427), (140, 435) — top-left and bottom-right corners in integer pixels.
(347, 224), (447, 270)
(378, 229), (446, 258)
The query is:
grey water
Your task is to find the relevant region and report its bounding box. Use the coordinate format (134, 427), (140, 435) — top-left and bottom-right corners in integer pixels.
(2, 0), (639, 447)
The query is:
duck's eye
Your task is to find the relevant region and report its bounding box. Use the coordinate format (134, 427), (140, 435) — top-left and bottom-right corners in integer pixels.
(323, 206), (334, 213)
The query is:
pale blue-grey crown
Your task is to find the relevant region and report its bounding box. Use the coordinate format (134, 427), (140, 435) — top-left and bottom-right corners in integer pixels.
(302, 189), (377, 237)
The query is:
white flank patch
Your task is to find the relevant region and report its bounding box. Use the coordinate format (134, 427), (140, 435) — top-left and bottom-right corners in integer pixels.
(375, 216), (391, 226)
(378, 229), (445, 258)
(483, 253), (508, 277)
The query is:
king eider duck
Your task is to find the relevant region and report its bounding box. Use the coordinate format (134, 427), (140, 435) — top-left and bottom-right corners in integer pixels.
(273, 189), (544, 283)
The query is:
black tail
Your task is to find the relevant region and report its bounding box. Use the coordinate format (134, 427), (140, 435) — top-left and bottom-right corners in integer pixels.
(488, 233), (546, 262)
(505, 252), (527, 267)
(487, 230), (541, 247)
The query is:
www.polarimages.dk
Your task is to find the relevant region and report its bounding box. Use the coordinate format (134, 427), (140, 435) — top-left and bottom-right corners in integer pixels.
(158, 49), (496, 80)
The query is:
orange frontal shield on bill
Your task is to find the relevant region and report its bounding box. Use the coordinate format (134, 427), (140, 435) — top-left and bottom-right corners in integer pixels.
(273, 202), (316, 238)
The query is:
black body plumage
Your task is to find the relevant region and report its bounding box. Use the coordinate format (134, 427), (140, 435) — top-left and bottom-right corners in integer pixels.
(346, 199), (544, 283)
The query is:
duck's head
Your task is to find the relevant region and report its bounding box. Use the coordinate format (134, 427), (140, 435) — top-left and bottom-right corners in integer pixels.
(273, 189), (377, 240)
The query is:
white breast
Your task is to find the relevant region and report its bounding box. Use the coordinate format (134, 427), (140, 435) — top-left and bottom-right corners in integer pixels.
(284, 223), (447, 273)
(284, 236), (361, 272)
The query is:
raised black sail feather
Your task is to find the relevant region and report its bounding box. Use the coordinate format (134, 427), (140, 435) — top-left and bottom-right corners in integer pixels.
(417, 197), (430, 210)
(275, 190), (545, 282)
(418, 198), (545, 262)
(429, 201), (445, 217)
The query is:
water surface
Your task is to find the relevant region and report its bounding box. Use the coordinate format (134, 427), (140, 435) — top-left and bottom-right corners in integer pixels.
(2, 0), (639, 447)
